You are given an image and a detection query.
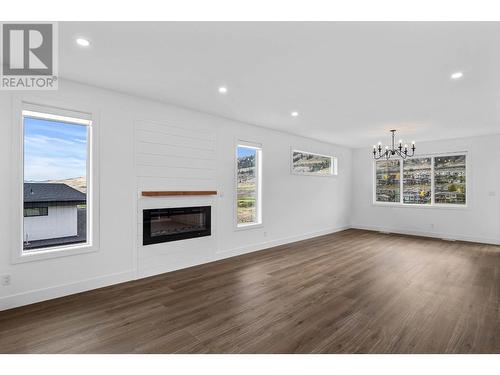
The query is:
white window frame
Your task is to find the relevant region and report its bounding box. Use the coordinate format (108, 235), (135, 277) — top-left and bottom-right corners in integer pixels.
(290, 148), (338, 177)
(373, 151), (469, 209)
(11, 102), (100, 263)
(235, 141), (263, 230)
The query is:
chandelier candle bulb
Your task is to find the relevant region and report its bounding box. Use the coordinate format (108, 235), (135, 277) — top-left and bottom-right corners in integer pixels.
(372, 129), (415, 160)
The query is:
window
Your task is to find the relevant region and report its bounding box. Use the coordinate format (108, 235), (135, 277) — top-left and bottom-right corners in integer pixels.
(236, 144), (262, 227)
(22, 109), (92, 252)
(374, 154), (466, 206)
(403, 157), (431, 205)
(24, 207), (48, 217)
(434, 155), (466, 205)
(375, 160), (400, 202)
(291, 150), (336, 176)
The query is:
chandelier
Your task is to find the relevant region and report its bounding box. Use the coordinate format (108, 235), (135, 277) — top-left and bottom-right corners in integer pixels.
(373, 129), (415, 160)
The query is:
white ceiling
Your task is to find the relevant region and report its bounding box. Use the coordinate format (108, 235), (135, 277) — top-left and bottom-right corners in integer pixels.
(59, 22), (500, 148)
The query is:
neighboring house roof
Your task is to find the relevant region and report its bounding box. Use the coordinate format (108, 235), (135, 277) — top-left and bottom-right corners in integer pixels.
(24, 183), (86, 204)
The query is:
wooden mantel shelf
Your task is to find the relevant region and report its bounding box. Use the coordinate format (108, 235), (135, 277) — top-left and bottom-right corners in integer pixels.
(142, 191), (218, 197)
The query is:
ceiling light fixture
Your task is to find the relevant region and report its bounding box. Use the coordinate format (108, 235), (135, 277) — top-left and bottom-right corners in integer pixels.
(218, 86), (228, 94)
(76, 38), (91, 47)
(373, 130), (415, 160)
(291, 111), (299, 117)
(450, 71), (463, 80)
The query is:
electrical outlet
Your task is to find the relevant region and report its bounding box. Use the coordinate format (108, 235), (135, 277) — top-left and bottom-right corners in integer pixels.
(1, 274), (11, 286)
(263, 231), (268, 237)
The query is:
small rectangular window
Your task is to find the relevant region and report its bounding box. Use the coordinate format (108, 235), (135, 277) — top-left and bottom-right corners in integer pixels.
(375, 160), (400, 202)
(403, 157), (431, 204)
(291, 150), (336, 176)
(24, 207), (49, 217)
(434, 155), (466, 205)
(236, 144), (262, 227)
(23, 110), (91, 251)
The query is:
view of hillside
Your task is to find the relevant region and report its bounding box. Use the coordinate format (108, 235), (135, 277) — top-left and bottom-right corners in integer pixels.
(375, 160), (401, 202)
(23, 116), (88, 195)
(46, 177), (87, 193)
(403, 157), (431, 204)
(237, 152), (257, 224)
(376, 155), (466, 204)
(292, 152), (332, 175)
(434, 155), (466, 204)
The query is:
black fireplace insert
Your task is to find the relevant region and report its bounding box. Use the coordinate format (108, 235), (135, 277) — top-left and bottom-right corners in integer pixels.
(143, 206), (211, 245)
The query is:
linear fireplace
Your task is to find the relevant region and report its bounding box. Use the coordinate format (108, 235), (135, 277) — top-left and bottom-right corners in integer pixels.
(143, 206), (211, 245)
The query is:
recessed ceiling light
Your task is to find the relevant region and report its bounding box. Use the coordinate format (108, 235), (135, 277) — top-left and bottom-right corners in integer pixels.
(76, 38), (91, 47)
(291, 111), (299, 117)
(218, 86), (228, 94)
(450, 71), (463, 80)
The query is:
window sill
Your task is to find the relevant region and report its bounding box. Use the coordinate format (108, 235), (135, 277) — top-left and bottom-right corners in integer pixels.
(291, 172), (338, 177)
(235, 223), (264, 231)
(372, 202), (469, 211)
(12, 243), (98, 264)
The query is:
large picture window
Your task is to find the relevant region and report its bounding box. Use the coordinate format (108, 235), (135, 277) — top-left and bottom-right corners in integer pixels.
(374, 154), (466, 206)
(236, 144), (262, 227)
(22, 109), (92, 252)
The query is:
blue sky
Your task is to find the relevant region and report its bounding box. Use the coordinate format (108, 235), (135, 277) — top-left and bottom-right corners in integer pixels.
(238, 146), (256, 158)
(24, 117), (88, 182)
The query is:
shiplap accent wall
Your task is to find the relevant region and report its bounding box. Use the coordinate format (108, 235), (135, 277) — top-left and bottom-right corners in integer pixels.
(135, 120), (217, 192)
(134, 119), (218, 278)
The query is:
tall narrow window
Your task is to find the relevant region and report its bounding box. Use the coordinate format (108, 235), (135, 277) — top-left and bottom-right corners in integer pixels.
(23, 110), (91, 252)
(375, 160), (400, 202)
(434, 155), (466, 205)
(403, 157), (431, 204)
(236, 144), (262, 227)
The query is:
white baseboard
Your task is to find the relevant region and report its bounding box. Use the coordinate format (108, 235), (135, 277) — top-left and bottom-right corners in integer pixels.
(1, 226), (350, 311)
(351, 224), (500, 246)
(7, 223), (493, 312)
(0, 270), (135, 311)
(136, 258), (212, 280)
(136, 226), (350, 280)
(214, 225), (350, 261)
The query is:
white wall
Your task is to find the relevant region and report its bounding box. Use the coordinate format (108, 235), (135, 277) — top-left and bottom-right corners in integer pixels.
(351, 135), (500, 244)
(1, 79), (498, 312)
(0, 79), (352, 310)
(24, 205), (78, 241)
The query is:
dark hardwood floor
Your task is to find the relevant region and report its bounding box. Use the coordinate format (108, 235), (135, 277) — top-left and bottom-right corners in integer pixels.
(1, 229), (499, 353)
